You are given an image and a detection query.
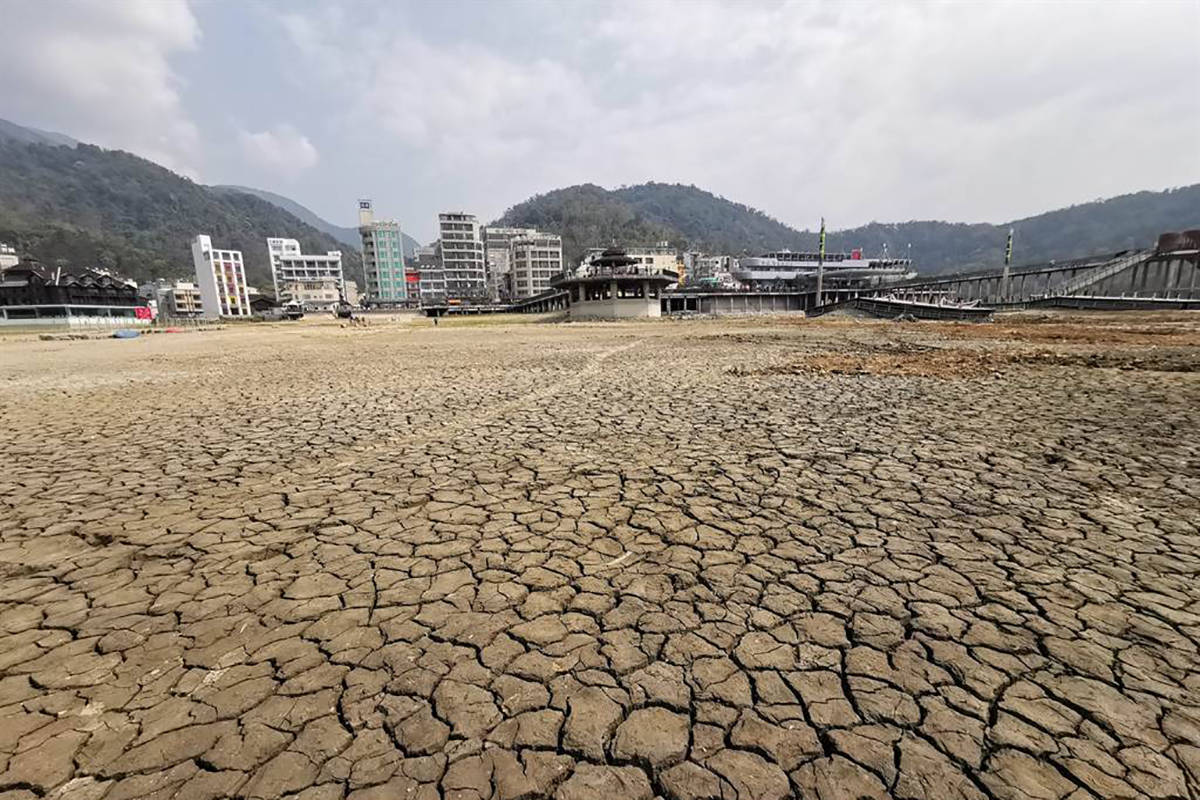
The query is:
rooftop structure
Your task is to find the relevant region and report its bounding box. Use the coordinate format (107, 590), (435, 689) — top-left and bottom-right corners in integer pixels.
(556, 247), (675, 319)
(191, 235), (251, 319)
(583, 243), (677, 275)
(267, 237), (344, 311)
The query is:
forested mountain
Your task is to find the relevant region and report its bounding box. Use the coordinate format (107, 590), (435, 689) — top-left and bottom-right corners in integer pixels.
(497, 182), (1200, 273)
(0, 123), (359, 289)
(491, 184), (680, 270)
(2, 113), (1193, 287)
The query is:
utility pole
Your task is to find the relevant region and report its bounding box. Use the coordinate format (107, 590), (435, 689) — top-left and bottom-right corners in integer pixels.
(816, 217), (826, 307)
(1002, 228), (1014, 301)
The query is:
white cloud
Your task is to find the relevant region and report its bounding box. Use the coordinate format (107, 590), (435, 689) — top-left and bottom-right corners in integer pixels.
(239, 125), (319, 173)
(0, 0), (201, 175)
(271, 0), (1198, 236)
(2, 0), (1195, 238)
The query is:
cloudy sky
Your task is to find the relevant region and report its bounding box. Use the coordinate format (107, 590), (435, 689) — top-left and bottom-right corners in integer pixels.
(3, 0), (1197, 241)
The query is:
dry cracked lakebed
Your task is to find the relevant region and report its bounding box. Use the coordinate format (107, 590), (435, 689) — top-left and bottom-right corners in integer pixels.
(1, 312), (1198, 799)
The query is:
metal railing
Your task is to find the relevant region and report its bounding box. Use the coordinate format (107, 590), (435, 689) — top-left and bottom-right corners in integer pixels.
(556, 266), (678, 282)
(1056, 250), (1150, 296)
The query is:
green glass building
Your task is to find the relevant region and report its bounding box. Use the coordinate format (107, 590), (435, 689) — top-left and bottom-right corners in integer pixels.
(358, 200), (412, 305)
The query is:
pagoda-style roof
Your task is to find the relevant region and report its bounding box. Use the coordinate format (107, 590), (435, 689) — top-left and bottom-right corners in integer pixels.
(591, 248), (637, 269)
(554, 268), (677, 288)
(554, 247), (678, 287)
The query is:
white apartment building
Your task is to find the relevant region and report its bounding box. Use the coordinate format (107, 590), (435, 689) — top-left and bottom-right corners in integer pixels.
(267, 238), (344, 310)
(0, 243), (18, 271)
(191, 235), (251, 319)
(510, 233), (564, 299)
(484, 226), (537, 302)
(358, 200), (412, 306)
(437, 212), (487, 301)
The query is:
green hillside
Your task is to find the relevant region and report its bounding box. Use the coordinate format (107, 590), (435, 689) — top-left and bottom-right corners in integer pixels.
(0, 137), (360, 290)
(491, 183), (681, 270)
(497, 182), (1200, 272)
(2, 110), (1193, 288)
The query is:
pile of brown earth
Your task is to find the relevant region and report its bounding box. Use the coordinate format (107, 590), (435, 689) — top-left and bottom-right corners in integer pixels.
(744, 348), (1200, 378)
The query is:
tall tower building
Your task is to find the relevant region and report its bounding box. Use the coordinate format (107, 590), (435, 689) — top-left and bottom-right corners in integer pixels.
(437, 212), (486, 302)
(358, 199), (411, 306)
(191, 234), (251, 319)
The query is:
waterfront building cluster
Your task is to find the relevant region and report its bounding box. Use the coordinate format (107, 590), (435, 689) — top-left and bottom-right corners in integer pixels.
(354, 203), (563, 307)
(0, 208), (933, 325)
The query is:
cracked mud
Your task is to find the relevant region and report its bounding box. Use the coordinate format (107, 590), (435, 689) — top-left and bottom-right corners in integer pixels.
(1, 313), (1198, 800)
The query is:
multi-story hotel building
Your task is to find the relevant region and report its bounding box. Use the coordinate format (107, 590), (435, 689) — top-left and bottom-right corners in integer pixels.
(358, 200), (413, 306)
(267, 238), (344, 310)
(437, 212), (487, 302)
(484, 226), (537, 302)
(191, 235), (251, 319)
(510, 233), (564, 299)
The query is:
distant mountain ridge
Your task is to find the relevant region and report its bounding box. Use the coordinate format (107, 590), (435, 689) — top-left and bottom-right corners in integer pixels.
(209, 185), (361, 248)
(0, 118), (78, 148)
(208, 185), (421, 258)
(0, 118), (361, 289)
(2, 116), (1195, 286)
(497, 182), (1200, 273)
